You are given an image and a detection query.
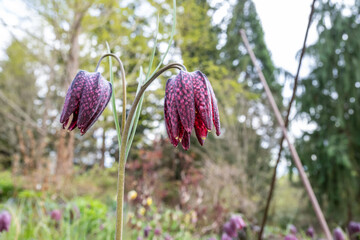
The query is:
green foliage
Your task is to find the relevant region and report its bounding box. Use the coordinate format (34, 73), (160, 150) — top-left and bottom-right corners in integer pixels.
(0, 171), (18, 201)
(296, 0), (360, 223)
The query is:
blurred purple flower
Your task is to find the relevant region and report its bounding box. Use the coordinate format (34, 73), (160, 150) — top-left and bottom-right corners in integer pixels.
(289, 224), (297, 234)
(207, 238), (216, 240)
(230, 215), (246, 230)
(221, 233), (233, 240)
(284, 234), (298, 240)
(223, 221), (237, 238)
(164, 234), (173, 240)
(137, 237), (143, 240)
(333, 227), (345, 240)
(70, 205), (80, 220)
(154, 227), (161, 236)
(306, 226), (314, 238)
(348, 221), (360, 237)
(99, 224), (105, 231)
(164, 70), (220, 150)
(60, 70), (112, 135)
(143, 225), (151, 238)
(50, 209), (62, 222)
(0, 210), (11, 232)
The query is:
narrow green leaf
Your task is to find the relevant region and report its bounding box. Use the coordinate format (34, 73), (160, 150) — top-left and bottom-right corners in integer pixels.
(145, 0), (177, 83)
(125, 67), (145, 158)
(106, 42), (122, 146)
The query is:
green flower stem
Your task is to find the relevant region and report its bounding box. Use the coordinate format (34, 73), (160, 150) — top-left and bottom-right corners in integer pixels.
(115, 62), (185, 240)
(95, 53), (127, 135)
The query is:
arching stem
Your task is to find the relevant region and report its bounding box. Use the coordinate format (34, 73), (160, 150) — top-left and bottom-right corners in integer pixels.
(114, 62), (185, 240)
(96, 53), (127, 135)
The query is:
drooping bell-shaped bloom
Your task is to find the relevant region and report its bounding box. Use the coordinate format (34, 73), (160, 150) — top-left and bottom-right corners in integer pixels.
(164, 70), (220, 150)
(348, 221), (360, 237)
(333, 227), (345, 240)
(50, 209), (62, 222)
(289, 224), (297, 235)
(144, 225), (151, 238)
(0, 210), (11, 232)
(230, 215), (246, 230)
(223, 221), (237, 238)
(60, 70), (112, 135)
(306, 226), (315, 238)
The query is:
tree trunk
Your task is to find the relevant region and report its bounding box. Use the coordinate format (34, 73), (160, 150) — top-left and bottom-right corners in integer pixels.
(55, 10), (83, 180)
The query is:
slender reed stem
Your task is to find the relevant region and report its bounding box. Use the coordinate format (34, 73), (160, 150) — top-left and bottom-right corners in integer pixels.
(114, 63), (185, 240)
(240, 30), (332, 240)
(258, 1), (317, 238)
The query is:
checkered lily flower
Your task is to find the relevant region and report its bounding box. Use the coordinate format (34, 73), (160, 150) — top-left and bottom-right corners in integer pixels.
(60, 71), (112, 135)
(164, 70), (220, 150)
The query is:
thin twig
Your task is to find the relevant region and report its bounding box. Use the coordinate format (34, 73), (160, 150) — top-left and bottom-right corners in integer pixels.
(240, 30), (332, 240)
(258, 0), (317, 239)
(0, 90), (45, 135)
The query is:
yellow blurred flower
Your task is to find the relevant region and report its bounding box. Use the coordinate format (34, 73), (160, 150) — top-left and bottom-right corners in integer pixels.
(138, 207), (146, 216)
(184, 213), (191, 224)
(126, 212), (135, 221)
(146, 197), (153, 206)
(190, 210), (198, 223)
(127, 190), (137, 201)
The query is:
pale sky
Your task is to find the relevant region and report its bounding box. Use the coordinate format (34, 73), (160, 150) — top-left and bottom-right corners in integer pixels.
(253, 0), (317, 78)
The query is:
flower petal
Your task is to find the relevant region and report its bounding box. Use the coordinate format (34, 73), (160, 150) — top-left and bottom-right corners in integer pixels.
(60, 71), (86, 124)
(77, 72), (110, 131)
(175, 71), (195, 132)
(202, 74), (221, 136)
(79, 78), (112, 135)
(62, 110), (79, 131)
(164, 89), (178, 146)
(192, 71), (213, 130)
(181, 131), (191, 150)
(194, 113), (208, 145)
(165, 77), (182, 141)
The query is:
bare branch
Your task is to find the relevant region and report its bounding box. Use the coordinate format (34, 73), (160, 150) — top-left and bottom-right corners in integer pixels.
(0, 90), (46, 135)
(241, 26), (332, 239)
(258, 0), (317, 238)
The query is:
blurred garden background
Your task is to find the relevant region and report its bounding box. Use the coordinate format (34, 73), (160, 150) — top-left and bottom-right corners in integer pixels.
(0, 0), (359, 239)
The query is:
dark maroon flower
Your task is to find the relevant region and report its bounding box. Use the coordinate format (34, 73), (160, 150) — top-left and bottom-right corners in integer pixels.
(333, 227), (345, 240)
(50, 209), (62, 222)
(144, 225), (151, 238)
(164, 70), (220, 150)
(0, 210), (11, 232)
(306, 226), (315, 238)
(60, 70), (112, 135)
(348, 221), (360, 237)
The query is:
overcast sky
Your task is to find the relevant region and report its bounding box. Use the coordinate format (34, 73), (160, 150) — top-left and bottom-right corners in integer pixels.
(253, 0), (317, 77)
